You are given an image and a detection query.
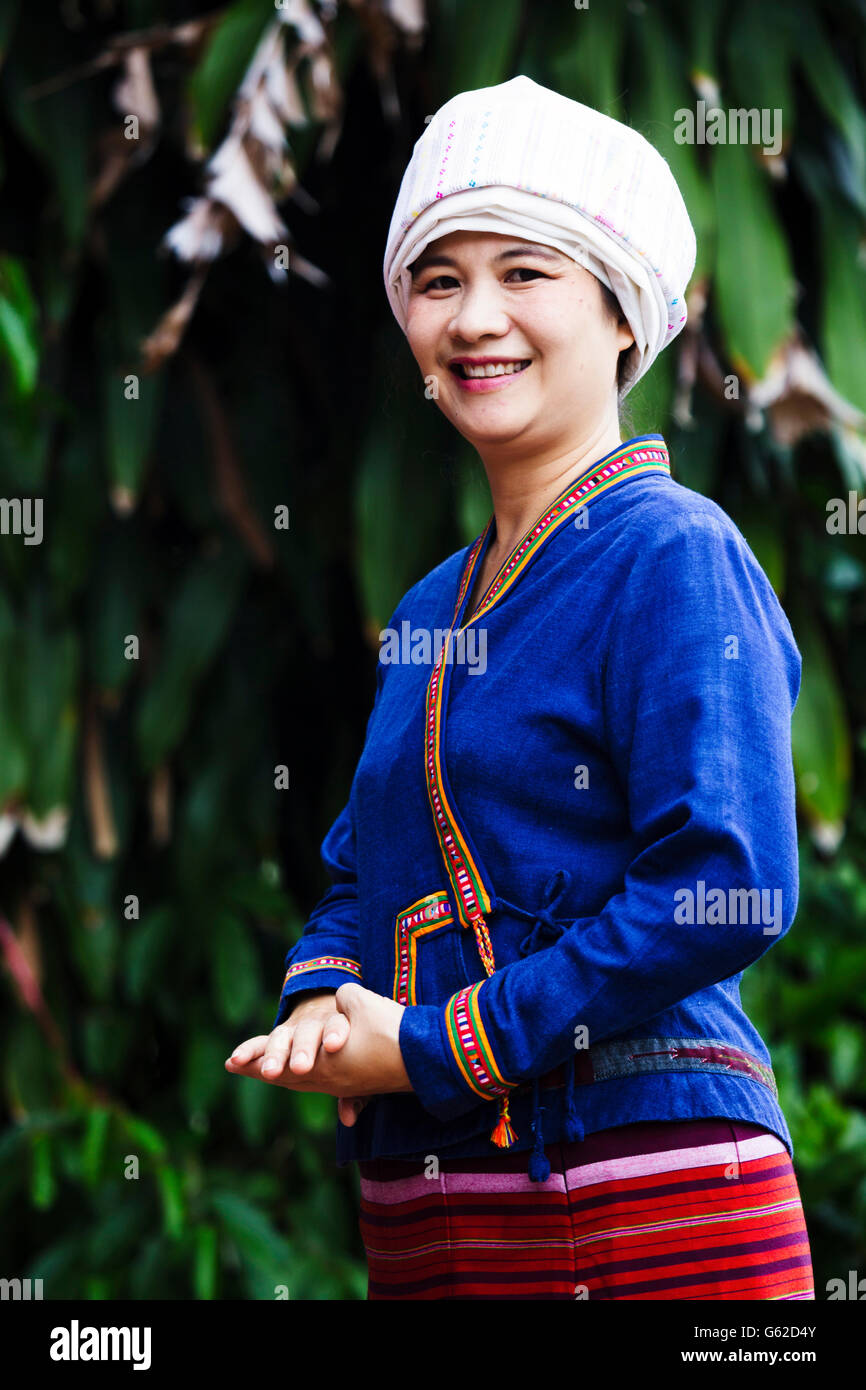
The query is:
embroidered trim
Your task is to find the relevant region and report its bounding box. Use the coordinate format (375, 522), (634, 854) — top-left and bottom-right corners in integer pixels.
(445, 983), (515, 1099)
(465, 442), (671, 629)
(393, 891), (454, 1004)
(424, 651), (493, 934)
(281, 956), (362, 988)
(521, 1036), (779, 1100)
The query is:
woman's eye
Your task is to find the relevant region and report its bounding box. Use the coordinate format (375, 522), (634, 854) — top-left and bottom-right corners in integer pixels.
(419, 267), (546, 292)
(422, 275), (458, 291)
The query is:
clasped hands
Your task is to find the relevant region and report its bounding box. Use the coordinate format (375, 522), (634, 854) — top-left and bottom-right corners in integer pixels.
(225, 983), (412, 1127)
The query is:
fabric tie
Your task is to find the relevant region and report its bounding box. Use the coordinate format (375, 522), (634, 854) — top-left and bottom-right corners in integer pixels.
(517, 867), (574, 959)
(496, 867), (585, 1180)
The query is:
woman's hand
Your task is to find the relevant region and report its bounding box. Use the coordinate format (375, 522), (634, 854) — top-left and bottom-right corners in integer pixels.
(225, 984), (412, 1121)
(226, 990), (367, 1126)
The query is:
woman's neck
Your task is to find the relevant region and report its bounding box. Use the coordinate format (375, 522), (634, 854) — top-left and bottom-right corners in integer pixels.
(480, 420), (627, 561)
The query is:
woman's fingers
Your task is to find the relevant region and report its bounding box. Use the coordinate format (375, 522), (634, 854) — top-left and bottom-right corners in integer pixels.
(337, 1096), (369, 1126)
(285, 1017), (324, 1074)
(259, 1021), (297, 1079)
(225, 1035), (271, 1069)
(321, 1010), (350, 1051)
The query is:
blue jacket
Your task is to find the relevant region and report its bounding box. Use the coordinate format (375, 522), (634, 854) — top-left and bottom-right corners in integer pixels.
(272, 435), (802, 1182)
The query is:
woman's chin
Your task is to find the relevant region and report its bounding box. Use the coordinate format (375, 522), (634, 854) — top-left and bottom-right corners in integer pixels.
(446, 402), (538, 445)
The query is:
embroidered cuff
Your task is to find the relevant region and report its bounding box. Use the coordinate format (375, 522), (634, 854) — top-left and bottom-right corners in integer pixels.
(273, 955), (362, 1028)
(398, 982), (516, 1122)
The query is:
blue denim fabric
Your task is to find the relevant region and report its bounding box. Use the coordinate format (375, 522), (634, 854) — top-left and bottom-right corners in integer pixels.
(272, 435), (802, 1169)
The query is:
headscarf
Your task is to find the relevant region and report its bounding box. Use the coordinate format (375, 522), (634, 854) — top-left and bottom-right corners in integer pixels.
(383, 75), (697, 396)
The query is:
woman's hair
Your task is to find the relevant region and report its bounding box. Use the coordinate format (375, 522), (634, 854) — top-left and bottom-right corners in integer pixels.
(598, 280), (637, 433)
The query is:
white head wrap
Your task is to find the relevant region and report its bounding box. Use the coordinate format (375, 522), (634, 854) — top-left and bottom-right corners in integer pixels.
(383, 76), (696, 396)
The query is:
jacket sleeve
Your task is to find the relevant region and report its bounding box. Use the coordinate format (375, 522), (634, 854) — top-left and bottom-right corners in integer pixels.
(399, 510), (803, 1121)
(272, 654), (387, 1028)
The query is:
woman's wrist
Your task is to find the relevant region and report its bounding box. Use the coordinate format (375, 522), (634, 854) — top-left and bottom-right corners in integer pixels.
(286, 988), (337, 1018)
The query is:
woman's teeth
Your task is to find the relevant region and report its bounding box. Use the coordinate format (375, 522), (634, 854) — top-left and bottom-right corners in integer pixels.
(454, 360), (531, 378)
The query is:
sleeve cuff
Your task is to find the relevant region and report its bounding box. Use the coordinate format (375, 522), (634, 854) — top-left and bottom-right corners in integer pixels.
(398, 982), (517, 1122)
(273, 956), (362, 1027)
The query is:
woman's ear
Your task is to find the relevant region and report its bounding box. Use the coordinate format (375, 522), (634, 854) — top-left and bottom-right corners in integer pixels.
(616, 312), (635, 355)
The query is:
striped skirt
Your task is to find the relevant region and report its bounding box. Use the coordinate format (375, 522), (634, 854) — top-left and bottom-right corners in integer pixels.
(358, 1118), (815, 1300)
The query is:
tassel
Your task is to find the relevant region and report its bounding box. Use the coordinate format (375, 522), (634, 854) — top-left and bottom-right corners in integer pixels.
(528, 1075), (551, 1183)
(563, 1054), (584, 1142)
(490, 1094), (517, 1148)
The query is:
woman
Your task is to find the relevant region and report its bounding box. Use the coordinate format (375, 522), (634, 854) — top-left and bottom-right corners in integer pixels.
(227, 76), (815, 1301)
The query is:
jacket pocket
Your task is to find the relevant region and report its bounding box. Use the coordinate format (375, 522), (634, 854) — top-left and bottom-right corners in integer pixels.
(392, 890), (475, 1005)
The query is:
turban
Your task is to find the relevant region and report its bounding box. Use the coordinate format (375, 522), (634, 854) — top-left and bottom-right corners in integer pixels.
(383, 75), (696, 396)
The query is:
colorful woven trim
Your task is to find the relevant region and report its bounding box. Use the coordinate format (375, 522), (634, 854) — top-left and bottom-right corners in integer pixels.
(393, 890), (454, 1005)
(424, 649), (493, 938)
(462, 440), (670, 629)
(520, 1036), (779, 1100)
(445, 983), (516, 1100)
(281, 956), (362, 988)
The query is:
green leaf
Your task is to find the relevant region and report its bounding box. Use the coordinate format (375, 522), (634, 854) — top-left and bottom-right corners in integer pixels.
(15, 596), (80, 817)
(125, 907), (176, 1003)
(193, 1223), (219, 1300)
(81, 1107), (110, 1188)
(794, 7), (866, 215)
(183, 1028), (230, 1115)
(0, 587), (27, 804)
(712, 140), (796, 381)
(723, 2), (794, 131)
(121, 1114), (167, 1158)
(438, 0), (522, 97)
(210, 1189), (296, 1272)
(30, 1131), (56, 1210)
(0, 256), (39, 395)
(135, 543), (247, 771)
(211, 912), (261, 1025)
(629, 9), (714, 281)
(788, 600), (852, 843)
(730, 501), (786, 597)
(818, 200), (866, 414)
(626, 340), (674, 440)
(101, 353), (163, 510)
(549, 1), (627, 120)
(685, 0), (725, 85)
(86, 526), (148, 692)
(293, 1088), (334, 1135)
(234, 1067), (282, 1145)
(156, 1164), (185, 1239)
(188, 0), (273, 151)
(354, 384), (450, 633)
(3, 68), (90, 248)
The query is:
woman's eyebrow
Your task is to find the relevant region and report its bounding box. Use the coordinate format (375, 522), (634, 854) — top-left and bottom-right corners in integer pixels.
(410, 243), (565, 277)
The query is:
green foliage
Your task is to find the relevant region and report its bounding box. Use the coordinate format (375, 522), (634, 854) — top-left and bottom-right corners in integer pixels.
(0, 0), (864, 1302)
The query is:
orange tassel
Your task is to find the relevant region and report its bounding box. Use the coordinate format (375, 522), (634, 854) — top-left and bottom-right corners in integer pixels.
(490, 1095), (517, 1148)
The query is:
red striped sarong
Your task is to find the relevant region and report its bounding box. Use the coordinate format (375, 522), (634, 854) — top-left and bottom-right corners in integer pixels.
(358, 1118), (814, 1300)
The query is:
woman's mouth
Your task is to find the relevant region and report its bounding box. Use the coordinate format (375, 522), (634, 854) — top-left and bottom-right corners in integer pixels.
(449, 359), (532, 393)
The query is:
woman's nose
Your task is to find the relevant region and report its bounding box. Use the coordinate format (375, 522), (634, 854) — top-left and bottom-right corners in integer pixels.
(447, 282), (510, 343)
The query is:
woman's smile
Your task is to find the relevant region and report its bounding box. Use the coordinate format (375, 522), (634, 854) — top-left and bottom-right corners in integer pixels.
(449, 357), (533, 392)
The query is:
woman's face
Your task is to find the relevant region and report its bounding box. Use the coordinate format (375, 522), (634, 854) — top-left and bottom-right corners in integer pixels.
(405, 230), (634, 454)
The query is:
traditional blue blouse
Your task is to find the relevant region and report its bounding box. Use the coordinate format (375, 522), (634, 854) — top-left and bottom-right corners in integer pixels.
(273, 434), (802, 1181)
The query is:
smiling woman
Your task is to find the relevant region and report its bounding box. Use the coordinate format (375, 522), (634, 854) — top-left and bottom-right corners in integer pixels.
(227, 74), (815, 1302)
(409, 237), (636, 408)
